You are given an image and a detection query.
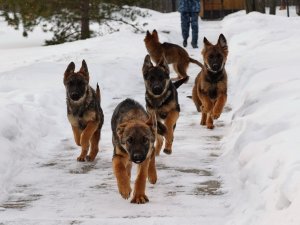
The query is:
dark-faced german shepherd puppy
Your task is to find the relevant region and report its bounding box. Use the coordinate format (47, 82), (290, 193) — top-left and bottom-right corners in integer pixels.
(64, 60), (104, 161)
(111, 98), (165, 204)
(192, 34), (228, 129)
(142, 55), (187, 155)
(144, 29), (204, 81)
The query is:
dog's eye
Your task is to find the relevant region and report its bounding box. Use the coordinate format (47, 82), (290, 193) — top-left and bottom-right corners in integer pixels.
(216, 53), (222, 59)
(149, 76), (155, 82)
(127, 137), (134, 144)
(143, 137), (149, 145)
(209, 54), (214, 59)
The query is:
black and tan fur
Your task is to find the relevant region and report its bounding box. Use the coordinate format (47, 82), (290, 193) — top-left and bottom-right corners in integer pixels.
(64, 60), (104, 161)
(144, 29), (204, 81)
(192, 34), (228, 129)
(142, 55), (187, 155)
(111, 98), (165, 204)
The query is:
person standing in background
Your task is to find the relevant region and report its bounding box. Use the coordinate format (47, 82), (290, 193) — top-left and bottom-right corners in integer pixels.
(178, 0), (201, 48)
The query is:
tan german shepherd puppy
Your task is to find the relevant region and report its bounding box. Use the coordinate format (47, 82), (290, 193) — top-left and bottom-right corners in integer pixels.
(64, 60), (104, 161)
(192, 34), (228, 129)
(144, 29), (204, 81)
(111, 98), (166, 204)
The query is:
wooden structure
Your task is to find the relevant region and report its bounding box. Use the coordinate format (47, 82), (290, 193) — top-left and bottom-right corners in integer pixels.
(200, 0), (244, 19)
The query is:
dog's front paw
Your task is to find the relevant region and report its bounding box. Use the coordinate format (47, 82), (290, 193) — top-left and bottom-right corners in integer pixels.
(212, 111), (221, 119)
(77, 155), (86, 162)
(163, 148), (172, 155)
(119, 185), (132, 200)
(86, 155), (96, 162)
(207, 124), (214, 129)
(148, 170), (157, 184)
(200, 117), (206, 125)
(131, 194), (149, 204)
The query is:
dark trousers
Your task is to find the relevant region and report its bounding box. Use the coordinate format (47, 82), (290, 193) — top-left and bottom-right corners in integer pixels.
(180, 12), (199, 44)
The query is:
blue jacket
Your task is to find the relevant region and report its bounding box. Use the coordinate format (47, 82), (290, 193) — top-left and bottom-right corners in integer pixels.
(178, 0), (201, 13)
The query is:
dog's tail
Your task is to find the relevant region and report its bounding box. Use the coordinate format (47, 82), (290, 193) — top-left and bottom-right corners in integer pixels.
(157, 121), (167, 136)
(173, 76), (189, 89)
(189, 57), (204, 69)
(96, 83), (101, 102)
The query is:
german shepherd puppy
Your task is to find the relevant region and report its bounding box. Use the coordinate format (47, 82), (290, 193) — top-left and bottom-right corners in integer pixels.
(142, 55), (187, 155)
(144, 29), (204, 81)
(111, 98), (165, 204)
(64, 60), (104, 161)
(192, 34), (228, 129)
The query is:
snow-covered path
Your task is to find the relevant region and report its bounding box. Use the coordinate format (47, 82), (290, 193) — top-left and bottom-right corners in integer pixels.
(0, 12), (231, 224)
(2, 8), (300, 225)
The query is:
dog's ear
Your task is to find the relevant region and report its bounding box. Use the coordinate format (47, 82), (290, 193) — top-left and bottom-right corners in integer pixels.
(80, 60), (88, 73)
(218, 34), (228, 52)
(96, 83), (101, 102)
(64, 62), (75, 82)
(152, 29), (159, 42)
(117, 122), (128, 143)
(142, 55), (153, 77)
(203, 37), (212, 47)
(146, 30), (151, 36)
(79, 60), (89, 79)
(157, 56), (169, 75)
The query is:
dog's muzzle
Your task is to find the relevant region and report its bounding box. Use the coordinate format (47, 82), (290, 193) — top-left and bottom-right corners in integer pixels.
(212, 63), (220, 71)
(131, 152), (146, 164)
(152, 85), (163, 95)
(70, 92), (81, 101)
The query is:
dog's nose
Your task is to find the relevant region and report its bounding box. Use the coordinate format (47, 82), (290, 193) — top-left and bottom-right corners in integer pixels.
(132, 153), (145, 164)
(152, 86), (163, 95)
(212, 64), (219, 71)
(70, 93), (80, 100)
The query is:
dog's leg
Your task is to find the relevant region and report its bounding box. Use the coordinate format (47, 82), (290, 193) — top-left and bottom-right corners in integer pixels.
(172, 63), (181, 80)
(71, 125), (81, 146)
(113, 152), (132, 199)
(155, 134), (164, 156)
(148, 150), (157, 184)
(86, 127), (100, 161)
(200, 95), (213, 114)
(163, 110), (179, 155)
(192, 85), (202, 112)
(78, 121), (99, 161)
(212, 94), (227, 119)
(126, 162), (132, 180)
(206, 112), (214, 129)
(131, 158), (150, 204)
(174, 62), (189, 80)
(201, 112), (207, 125)
(176, 62), (189, 80)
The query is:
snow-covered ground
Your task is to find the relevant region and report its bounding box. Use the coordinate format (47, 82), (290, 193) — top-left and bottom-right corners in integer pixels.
(0, 6), (299, 225)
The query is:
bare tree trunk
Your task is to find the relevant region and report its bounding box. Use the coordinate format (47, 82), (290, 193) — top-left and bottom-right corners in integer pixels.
(245, 0), (265, 13)
(171, 0), (176, 12)
(255, 0), (265, 13)
(279, 0), (286, 10)
(269, 0), (276, 14)
(245, 0), (255, 13)
(80, 0), (90, 40)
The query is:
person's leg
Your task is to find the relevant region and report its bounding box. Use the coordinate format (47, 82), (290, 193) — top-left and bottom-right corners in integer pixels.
(191, 12), (199, 48)
(181, 12), (190, 47)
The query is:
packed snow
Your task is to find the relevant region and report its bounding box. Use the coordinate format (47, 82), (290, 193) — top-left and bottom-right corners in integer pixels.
(0, 6), (299, 225)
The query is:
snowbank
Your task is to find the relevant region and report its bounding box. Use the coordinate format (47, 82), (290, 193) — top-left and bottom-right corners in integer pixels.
(220, 11), (300, 225)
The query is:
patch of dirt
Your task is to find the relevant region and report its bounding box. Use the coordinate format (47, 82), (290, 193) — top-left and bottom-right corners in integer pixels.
(193, 180), (223, 196)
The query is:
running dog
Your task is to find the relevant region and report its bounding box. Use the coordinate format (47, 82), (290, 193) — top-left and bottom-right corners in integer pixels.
(192, 34), (228, 129)
(144, 29), (204, 81)
(64, 60), (104, 161)
(111, 98), (166, 204)
(142, 55), (187, 155)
